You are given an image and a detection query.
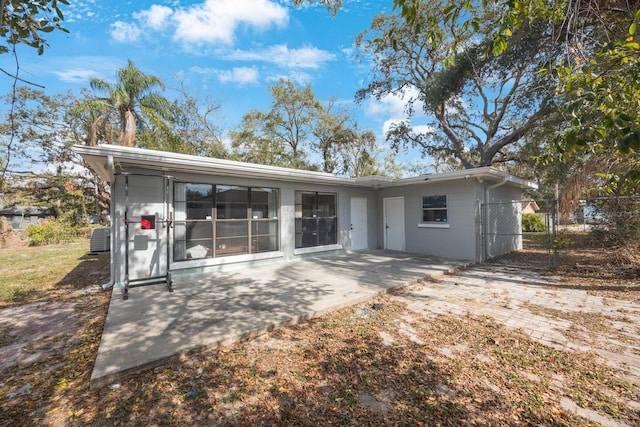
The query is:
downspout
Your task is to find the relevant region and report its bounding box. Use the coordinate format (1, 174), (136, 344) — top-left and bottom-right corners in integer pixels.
(101, 155), (116, 290)
(482, 176), (508, 262)
(484, 176), (508, 204)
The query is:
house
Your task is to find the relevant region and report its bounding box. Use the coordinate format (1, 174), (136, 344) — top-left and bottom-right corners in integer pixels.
(74, 144), (537, 295)
(0, 205), (56, 230)
(522, 200), (540, 214)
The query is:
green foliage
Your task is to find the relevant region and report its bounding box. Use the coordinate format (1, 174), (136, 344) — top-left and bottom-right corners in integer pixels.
(89, 60), (172, 147)
(558, 17), (640, 159)
(0, 0), (69, 55)
(24, 218), (85, 246)
(231, 78), (389, 176)
(356, 0), (559, 169)
(138, 85), (227, 158)
(522, 213), (546, 232)
(392, 0), (640, 187)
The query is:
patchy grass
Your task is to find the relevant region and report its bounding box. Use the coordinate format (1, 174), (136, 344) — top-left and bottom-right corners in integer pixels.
(1, 241), (639, 426)
(0, 240), (109, 307)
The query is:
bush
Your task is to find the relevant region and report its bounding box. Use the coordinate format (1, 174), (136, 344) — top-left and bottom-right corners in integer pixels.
(522, 213), (546, 232)
(25, 218), (85, 246)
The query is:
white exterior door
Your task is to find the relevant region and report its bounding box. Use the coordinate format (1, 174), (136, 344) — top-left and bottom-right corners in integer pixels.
(383, 197), (405, 252)
(350, 197), (368, 250)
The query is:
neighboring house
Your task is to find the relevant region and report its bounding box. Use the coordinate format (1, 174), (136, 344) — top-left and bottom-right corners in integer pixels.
(74, 144), (537, 290)
(522, 200), (540, 214)
(0, 206), (56, 230)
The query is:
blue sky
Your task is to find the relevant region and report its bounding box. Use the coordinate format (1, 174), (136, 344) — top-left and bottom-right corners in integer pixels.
(1, 0), (429, 168)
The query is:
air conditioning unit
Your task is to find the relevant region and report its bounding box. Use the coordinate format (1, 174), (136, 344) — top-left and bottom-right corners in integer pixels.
(90, 228), (110, 253)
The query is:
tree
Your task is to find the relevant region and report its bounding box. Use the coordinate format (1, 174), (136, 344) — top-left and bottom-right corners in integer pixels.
(355, 1), (562, 169)
(231, 78), (391, 176)
(0, 0), (68, 56)
(312, 99), (351, 173)
(0, 87), (109, 219)
(389, 0), (640, 189)
(230, 110), (291, 167)
(137, 83), (228, 158)
(89, 60), (172, 147)
(231, 78), (322, 170)
(339, 126), (384, 177)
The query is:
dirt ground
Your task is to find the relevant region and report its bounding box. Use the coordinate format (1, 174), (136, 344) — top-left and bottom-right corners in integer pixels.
(1, 242), (639, 426)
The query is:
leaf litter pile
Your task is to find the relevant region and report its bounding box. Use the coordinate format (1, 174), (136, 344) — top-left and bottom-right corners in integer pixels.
(2, 285), (639, 426)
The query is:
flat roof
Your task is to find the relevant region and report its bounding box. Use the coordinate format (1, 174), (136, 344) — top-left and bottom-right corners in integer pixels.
(73, 144), (537, 190)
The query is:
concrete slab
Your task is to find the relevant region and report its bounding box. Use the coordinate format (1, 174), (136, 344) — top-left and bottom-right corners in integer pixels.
(90, 251), (465, 388)
(394, 263), (640, 384)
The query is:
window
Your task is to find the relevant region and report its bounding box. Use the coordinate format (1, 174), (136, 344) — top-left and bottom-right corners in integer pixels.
(174, 183), (278, 261)
(422, 195), (447, 223)
(295, 191), (337, 248)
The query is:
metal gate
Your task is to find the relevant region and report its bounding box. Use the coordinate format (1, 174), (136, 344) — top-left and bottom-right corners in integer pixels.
(481, 199), (558, 269)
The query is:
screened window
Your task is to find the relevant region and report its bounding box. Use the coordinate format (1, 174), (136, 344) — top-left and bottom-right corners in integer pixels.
(174, 184), (278, 261)
(295, 191), (337, 248)
(422, 195), (447, 223)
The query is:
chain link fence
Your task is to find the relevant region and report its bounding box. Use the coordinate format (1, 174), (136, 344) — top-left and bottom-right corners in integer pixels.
(482, 196), (640, 272)
(482, 199), (557, 269)
(556, 196), (640, 273)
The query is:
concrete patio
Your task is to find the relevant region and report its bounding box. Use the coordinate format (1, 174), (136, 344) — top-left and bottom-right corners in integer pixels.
(90, 251), (466, 389)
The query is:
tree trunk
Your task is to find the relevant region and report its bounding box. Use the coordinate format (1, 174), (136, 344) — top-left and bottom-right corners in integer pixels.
(120, 110), (136, 147)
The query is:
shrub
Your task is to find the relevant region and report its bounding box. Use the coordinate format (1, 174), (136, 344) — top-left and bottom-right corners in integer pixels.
(522, 213), (546, 232)
(25, 218), (85, 246)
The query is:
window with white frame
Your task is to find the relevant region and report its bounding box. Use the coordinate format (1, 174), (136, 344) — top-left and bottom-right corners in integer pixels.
(422, 195), (447, 223)
(173, 183), (278, 261)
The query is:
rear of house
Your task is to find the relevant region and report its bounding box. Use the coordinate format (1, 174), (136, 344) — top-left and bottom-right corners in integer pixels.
(75, 145), (535, 293)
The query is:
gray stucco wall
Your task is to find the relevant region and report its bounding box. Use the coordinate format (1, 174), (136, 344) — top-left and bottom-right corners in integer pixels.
(108, 167), (525, 287)
(482, 184), (523, 259)
(377, 180), (479, 261)
(110, 167), (378, 286)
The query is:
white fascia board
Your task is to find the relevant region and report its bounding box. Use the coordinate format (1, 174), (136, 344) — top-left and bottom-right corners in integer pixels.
(73, 144), (360, 187)
(73, 145), (538, 190)
(374, 167), (537, 190)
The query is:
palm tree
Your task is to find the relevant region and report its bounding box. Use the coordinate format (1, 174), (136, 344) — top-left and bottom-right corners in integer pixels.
(89, 60), (171, 147)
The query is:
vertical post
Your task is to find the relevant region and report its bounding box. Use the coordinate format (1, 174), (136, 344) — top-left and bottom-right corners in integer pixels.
(551, 197), (559, 269)
(481, 201), (487, 262)
(123, 174), (129, 300)
(165, 176), (173, 292)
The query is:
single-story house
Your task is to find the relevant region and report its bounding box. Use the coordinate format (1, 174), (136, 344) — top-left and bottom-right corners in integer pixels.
(0, 205), (56, 229)
(522, 200), (540, 214)
(74, 144), (536, 296)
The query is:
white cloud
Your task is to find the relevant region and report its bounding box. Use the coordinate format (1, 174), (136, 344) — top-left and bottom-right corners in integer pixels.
(109, 0), (288, 46)
(365, 87), (430, 138)
(51, 68), (104, 83)
(412, 124), (436, 135)
(266, 71), (313, 85)
(172, 0), (288, 45)
(216, 67), (260, 84)
(185, 66), (260, 85)
(109, 21), (142, 43)
(226, 44), (336, 69)
(45, 56), (123, 84)
(134, 5), (173, 31)
(365, 87), (422, 117)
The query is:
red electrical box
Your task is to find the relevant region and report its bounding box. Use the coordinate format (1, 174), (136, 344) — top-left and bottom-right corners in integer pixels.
(141, 215), (155, 230)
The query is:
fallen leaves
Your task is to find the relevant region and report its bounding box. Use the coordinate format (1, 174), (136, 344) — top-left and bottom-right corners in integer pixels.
(2, 240), (640, 426)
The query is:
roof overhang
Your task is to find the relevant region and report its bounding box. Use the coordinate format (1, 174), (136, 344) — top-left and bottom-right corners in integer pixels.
(73, 144), (537, 190)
